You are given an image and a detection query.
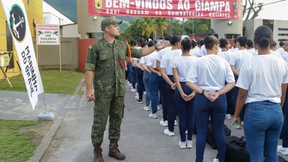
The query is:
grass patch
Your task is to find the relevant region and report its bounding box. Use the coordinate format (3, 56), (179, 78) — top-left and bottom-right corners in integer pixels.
(0, 120), (39, 162)
(77, 90), (84, 96)
(0, 70), (84, 94)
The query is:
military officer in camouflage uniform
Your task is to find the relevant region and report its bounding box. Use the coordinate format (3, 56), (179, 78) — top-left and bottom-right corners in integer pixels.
(85, 18), (168, 162)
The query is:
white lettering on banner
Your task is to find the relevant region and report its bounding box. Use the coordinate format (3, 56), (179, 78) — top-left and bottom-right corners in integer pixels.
(159, 0), (166, 9)
(167, 0), (172, 9)
(145, 0), (152, 9)
(178, 0), (183, 10)
(152, 0), (159, 9)
(195, 1), (230, 12)
(120, 0), (130, 8)
(114, 0), (119, 8)
(106, 0), (112, 7)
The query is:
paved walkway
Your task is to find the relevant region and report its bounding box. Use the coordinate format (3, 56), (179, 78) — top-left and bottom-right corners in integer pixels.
(0, 91), (72, 120)
(3, 83), (286, 162)
(39, 84), (250, 162)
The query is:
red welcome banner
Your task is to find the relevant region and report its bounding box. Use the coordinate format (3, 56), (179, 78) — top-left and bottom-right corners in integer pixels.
(88, 0), (242, 20)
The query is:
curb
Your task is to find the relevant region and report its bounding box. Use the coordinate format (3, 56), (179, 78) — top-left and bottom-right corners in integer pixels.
(27, 76), (85, 162)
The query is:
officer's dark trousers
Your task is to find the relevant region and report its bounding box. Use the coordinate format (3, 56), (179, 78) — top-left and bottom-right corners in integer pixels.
(166, 75), (177, 132)
(136, 67), (144, 100)
(174, 82), (194, 142)
(160, 76), (168, 121)
(149, 72), (161, 114)
(194, 94), (227, 162)
(91, 95), (124, 145)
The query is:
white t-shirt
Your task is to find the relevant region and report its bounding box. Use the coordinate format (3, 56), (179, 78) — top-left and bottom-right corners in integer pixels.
(236, 54), (288, 104)
(199, 45), (207, 57)
(189, 48), (201, 57)
(186, 54), (235, 92)
(248, 48), (257, 56)
(156, 46), (172, 61)
(172, 55), (197, 82)
(140, 51), (157, 66)
(146, 51), (158, 68)
(230, 47), (239, 52)
(217, 50), (233, 62)
(277, 48), (286, 57)
(160, 49), (182, 75)
(229, 49), (254, 73)
(270, 50), (282, 58)
(282, 51), (288, 64)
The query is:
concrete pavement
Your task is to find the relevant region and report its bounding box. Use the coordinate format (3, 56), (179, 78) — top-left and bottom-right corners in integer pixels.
(21, 82), (287, 162)
(39, 84), (247, 162)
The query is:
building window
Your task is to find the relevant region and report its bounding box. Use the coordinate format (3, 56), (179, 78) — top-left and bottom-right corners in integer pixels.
(263, 20), (274, 31)
(27, 0), (30, 6)
(225, 34), (240, 39)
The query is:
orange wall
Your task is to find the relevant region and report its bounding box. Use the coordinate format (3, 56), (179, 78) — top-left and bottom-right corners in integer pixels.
(78, 39), (99, 72)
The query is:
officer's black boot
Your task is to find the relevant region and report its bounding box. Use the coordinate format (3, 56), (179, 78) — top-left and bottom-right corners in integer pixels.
(108, 139), (125, 160)
(94, 144), (104, 162)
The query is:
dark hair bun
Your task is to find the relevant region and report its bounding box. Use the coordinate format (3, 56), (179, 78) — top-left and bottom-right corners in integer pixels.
(220, 38), (228, 48)
(204, 36), (213, 43)
(259, 37), (270, 47)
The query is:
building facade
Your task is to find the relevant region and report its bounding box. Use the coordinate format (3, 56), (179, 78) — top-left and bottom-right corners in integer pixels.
(244, 19), (288, 47)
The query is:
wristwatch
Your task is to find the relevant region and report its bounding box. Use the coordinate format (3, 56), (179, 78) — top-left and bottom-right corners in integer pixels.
(201, 89), (205, 95)
(170, 82), (173, 85)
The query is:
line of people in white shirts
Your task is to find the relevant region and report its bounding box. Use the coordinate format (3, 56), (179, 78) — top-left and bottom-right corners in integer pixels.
(126, 25), (288, 162)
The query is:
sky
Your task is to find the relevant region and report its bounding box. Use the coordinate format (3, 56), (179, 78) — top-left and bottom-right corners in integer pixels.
(249, 0), (288, 20)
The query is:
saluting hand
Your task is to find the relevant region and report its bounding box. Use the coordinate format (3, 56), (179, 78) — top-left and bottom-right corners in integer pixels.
(156, 41), (170, 49)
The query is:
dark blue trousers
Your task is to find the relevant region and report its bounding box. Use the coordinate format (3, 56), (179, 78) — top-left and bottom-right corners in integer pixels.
(193, 94), (227, 162)
(149, 72), (161, 114)
(174, 82), (194, 142)
(160, 77), (168, 121)
(136, 67), (144, 100)
(166, 76), (177, 132)
(282, 86), (288, 147)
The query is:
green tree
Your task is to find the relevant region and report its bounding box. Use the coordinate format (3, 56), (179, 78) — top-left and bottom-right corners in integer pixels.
(151, 18), (171, 39)
(138, 17), (156, 39)
(119, 18), (143, 41)
(184, 19), (211, 34)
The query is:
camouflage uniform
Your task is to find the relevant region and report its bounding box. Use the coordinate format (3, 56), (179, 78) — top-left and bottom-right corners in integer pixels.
(85, 38), (142, 146)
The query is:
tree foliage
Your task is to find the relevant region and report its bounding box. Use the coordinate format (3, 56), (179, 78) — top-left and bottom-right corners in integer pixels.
(243, 0), (263, 20)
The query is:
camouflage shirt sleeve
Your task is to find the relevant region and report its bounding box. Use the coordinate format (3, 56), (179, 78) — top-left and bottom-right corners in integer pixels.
(130, 47), (142, 58)
(85, 46), (97, 71)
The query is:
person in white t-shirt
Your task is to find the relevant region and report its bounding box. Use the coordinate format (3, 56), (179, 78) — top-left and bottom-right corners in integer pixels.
(147, 44), (162, 119)
(229, 36), (254, 117)
(186, 36), (235, 162)
(277, 41), (286, 57)
(189, 39), (201, 57)
(230, 37), (239, 52)
(156, 35), (172, 126)
(232, 25), (288, 162)
(247, 39), (257, 56)
(172, 37), (197, 149)
(217, 38), (232, 62)
(270, 41), (282, 58)
(140, 41), (156, 111)
(278, 41), (288, 156)
(217, 38), (234, 120)
(160, 35), (182, 136)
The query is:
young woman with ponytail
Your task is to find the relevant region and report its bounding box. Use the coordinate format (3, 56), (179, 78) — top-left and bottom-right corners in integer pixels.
(232, 25), (288, 162)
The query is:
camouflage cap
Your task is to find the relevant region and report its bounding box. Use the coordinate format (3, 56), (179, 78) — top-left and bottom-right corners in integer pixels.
(101, 18), (122, 31)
